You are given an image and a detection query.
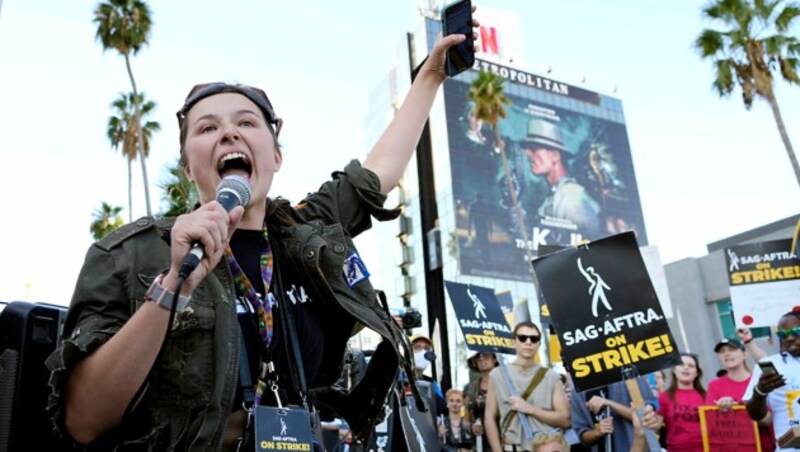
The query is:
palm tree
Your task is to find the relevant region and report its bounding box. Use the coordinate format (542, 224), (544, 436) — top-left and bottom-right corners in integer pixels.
(94, 0), (155, 214)
(107, 92), (160, 221)
(468, 71), (534, 268)
(90, 202), (124, 240)
(695, 0), (800, 188)
(157, 160), (197, 218)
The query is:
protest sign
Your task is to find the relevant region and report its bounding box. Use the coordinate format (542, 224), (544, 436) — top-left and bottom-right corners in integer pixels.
(444, 281), (515, 354)
(531, 231), (680, 392)
(699, 406), (761, 452)
(725, 239), (800, 327)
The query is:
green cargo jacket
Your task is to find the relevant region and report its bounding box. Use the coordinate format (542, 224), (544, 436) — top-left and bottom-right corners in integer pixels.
(46, 160), (421, 451)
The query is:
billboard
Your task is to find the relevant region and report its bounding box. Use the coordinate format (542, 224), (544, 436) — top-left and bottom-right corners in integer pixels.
(444, 59), (647, 282)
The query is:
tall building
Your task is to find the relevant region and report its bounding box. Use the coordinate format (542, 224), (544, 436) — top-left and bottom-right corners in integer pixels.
(364, 7), (648, 390)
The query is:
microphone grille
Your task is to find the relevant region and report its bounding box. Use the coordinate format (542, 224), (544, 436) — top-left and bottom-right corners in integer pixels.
(217, 175), (252, 206)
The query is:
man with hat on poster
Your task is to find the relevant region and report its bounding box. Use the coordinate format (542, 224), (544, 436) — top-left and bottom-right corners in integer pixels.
(410, 334), (448, 417)
(463, 351), (499, 450)
(521, 118), (602, 237)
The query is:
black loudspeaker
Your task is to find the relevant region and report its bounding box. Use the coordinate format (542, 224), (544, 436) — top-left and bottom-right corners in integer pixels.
(0, 301), (67, 452)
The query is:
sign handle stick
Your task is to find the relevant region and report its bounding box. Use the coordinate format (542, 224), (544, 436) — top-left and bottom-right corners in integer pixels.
(600, 389), (612, 452)
(497, 354), (534, 441)
(622, 366), (660, 452)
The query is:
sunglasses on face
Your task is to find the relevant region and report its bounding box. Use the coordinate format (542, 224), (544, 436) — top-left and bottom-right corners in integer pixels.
(777, 326), (800, 340)
(516, 334), (541, 344)
(176, 82), (282, 135)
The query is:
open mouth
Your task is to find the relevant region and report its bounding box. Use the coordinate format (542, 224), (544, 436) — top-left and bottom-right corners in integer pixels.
(218, 152), (252, 179)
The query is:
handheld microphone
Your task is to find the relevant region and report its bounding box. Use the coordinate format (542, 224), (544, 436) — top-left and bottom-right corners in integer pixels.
(178, 175), (251, 278)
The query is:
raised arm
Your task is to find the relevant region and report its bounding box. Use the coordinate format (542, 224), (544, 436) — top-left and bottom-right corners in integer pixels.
(363, 16), (477, 195)
(737, 327), (768, 361)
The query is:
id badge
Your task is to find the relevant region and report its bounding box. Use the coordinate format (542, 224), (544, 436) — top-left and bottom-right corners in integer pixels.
(253, 406), (316, 451)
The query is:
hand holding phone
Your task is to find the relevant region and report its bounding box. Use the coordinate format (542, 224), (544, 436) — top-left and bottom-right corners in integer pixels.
(441, 0), (475, 77)
(758, 360), (779, 376)
(756, 360), (786, 396)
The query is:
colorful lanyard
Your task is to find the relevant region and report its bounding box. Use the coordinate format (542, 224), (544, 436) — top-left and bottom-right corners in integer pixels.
(225, 226), (274, 404)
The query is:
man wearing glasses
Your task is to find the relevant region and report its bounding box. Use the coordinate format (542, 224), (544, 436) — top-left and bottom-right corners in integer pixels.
(484, 321), (570, 451)
(745, 310), (800, 450)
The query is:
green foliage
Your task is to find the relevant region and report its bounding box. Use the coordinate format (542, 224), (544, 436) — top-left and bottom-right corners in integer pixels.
(157, 160), (197, 218)
(94, 0), (152, 55)
(696, 0), (800, 188)
(94, 0), (155, 216)
(107, 92), (160, 160)
(467, 71), (511, 128)
(695, 0), (800, 105)
(106, 93), (161, 160)
(107, 91), (160, 221)
(90, 202), (124, 240)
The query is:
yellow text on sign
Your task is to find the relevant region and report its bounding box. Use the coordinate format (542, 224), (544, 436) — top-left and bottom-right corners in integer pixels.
(572, 334), (673, 377)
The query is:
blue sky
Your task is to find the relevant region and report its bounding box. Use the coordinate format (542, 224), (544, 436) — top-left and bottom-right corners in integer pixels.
(0, 0), (798, 305)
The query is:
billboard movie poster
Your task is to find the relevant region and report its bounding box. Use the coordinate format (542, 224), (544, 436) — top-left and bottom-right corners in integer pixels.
(444, 62), (647, 282)
(531, 232), (679, 392)
(725, 239), (800, 328)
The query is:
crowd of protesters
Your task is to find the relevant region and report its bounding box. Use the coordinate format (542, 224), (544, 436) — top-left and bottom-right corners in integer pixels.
(417, 311), (800, 452)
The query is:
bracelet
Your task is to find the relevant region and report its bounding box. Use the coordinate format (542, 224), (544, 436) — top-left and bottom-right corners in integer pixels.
(146, 274), (192, 312)
(753, 385), (767, 397)
(744, 338), (753, 344)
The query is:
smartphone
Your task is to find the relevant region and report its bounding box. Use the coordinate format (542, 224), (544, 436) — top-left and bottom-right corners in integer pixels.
(441, 0), (475, 77)
(758, 361), (779, 376)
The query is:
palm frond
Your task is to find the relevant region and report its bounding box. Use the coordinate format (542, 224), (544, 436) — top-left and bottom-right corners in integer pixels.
(713, 58), (737, 94)
(779, 56), (800, 82)
(775, 4), (800, 30)
(696, 29), (727, 57)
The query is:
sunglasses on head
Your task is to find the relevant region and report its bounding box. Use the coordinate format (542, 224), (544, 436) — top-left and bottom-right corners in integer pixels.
(516, 334), (541, 344)
(176, 82), (282, 135)
(777, 326), (800, 340)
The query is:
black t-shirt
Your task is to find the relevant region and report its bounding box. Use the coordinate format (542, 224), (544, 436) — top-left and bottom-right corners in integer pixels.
(231, 229), (324, 407)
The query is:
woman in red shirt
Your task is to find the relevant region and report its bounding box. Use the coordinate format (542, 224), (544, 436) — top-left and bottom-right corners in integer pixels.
(706, 338), (775, 451)
(657, 353), (706, 451)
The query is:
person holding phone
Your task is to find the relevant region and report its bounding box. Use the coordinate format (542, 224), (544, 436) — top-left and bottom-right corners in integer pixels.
(745, 311), (800, 451)
(45, 17), (480, 451)
(707, 338), (775, 451)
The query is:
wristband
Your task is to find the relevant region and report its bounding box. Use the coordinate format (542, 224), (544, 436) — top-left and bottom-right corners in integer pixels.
(753, 385), (767, 397)
(744, 338), (753, 344)
(146, 274), (192, 312)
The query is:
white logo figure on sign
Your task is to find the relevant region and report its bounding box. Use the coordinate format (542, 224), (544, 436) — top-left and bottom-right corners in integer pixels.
(578, 257), (612, 317)
(727, 249), (740, 272)
(467, 287), (487, 319)
(280, 418), (288, 436)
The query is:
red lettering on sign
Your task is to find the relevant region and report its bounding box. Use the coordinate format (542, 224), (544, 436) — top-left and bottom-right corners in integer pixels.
(479, 26), (498, 55)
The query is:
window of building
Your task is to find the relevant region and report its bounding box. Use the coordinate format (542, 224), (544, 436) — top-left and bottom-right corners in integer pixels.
(716, 299), (770, 339)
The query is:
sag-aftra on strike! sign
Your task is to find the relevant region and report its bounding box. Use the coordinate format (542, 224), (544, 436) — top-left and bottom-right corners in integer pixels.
(532, 232), (680, 392)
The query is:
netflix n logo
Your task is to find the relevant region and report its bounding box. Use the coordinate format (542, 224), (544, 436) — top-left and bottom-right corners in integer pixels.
(477, 25), (499, 56)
